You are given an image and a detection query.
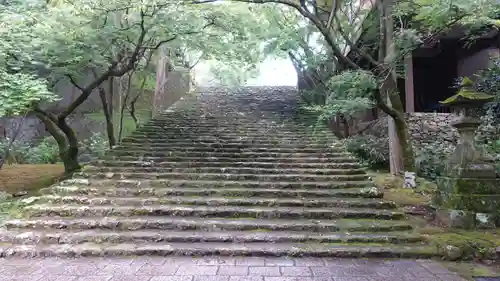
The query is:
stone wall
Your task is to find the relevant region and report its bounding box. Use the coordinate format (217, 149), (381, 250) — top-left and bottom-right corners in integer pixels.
(406, 113), (458, 150)
(358, 113), (459, 150)
(153, 67), (190, 117)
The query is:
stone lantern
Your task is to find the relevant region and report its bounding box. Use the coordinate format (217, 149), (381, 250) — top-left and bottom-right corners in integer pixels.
(434, 77), (499, 229)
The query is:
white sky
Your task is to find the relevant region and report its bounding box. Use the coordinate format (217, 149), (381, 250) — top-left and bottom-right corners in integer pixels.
(245, 57), (297, 86)
(193, 57), (297, 86)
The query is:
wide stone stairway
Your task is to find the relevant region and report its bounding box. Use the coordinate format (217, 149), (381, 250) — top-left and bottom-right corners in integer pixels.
(0, 86), (434, 257)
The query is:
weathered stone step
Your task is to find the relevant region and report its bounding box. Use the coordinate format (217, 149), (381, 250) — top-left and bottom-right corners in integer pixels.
(120, 138), (332, 145)
(56, 178), (372, 189)
(117, 141), (337, 149)
(31, 195), (396, 209)
(83, 172), (369, 182)
(91, 160), (362, 169)
(135, 126), (320, 133)
(122, 133), (337, 140)
(50, 186), (382, 199)
(0, 242), (436, 258)
(144, 121), (315, 127)
(102, 156), (359, 164)
(108, 150), (351, 158)
(128, 133), (333, 140)
(113, 145), (344, 154)
(4, 216), (413, 232)
(83, 166), (367, 176)
(24, 204), (404, 220)
(0, 230), (422, 244)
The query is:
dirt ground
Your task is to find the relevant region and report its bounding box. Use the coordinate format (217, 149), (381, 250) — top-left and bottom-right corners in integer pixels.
(0, 164), (64, 195)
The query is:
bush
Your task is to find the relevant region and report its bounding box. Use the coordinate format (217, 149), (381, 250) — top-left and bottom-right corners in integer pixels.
(342, 135), (389, 169)
(79, 132), (109, 158)
(415, 141), (455, 181)
(1, 133), (110, 165)
(24, 137), (60, 164)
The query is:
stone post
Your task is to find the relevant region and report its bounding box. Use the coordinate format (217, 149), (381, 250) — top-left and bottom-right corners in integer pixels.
(434, 77), (499, 228)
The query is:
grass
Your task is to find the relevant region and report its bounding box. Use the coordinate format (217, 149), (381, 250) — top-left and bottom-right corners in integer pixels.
(441, 261), (500, 279)
(0, 164), (64, 220)
(370, 171), (436, 206)
(0, 164), (64, 195)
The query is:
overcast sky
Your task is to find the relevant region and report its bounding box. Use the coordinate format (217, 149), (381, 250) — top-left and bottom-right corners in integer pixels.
(194, 57), (297, 87)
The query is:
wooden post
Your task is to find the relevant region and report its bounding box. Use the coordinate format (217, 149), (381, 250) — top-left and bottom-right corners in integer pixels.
(405, 55), (415, 113)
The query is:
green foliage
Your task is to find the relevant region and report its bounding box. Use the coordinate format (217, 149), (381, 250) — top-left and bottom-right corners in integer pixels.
(486, 139), (500, 174)
(415, 141), (455, 181)
(79, 132), (109, 158)
(473, 58), (500, 99)
(0, 137), (59, 164)
(342, 135), (389, 169)
(302, 70), (376, 126)
(24, 137), (60, 164)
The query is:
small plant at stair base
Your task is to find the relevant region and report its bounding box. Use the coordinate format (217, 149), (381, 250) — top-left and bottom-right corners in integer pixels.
(79, 133), (109, 159)
(342, 135), (389, 169)
(25, 137), (60, 164)
(415, 141), (454, 181)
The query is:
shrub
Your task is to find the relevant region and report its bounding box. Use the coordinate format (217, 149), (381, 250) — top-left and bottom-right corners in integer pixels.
(24, 137), (60, 164)
(79, 132), (109, 158)
(415, 141), (455, 181)
(342, 135), (389, 169)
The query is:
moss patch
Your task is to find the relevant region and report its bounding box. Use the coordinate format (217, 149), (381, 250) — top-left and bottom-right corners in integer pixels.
(371, 172), (436, 207)
(425, 230), (500, 260)
(384, 188), (430, 206)
(440, 261), (500, 280)
(0, 164), (64, 195)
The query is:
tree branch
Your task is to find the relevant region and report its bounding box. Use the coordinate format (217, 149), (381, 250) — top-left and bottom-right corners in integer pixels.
(334, 13), (379, 67)
(65, 74), (84, 91)
(326, 0), (338, 29)
(194, 0), (359, 69)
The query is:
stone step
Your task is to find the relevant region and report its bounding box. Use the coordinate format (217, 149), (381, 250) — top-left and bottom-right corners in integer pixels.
(83, 166), (367, 176)
(134, 126), (323, 133)
(117, 141), (338, 149)
(82, 172), (369, 182)
(113, 145), (344, 154)
(55, 178), (372, 189)
(122, 135), (334, 142)
(101, 156), (359, 164)
(107, 150), (351, 158)
(91, 160), (363, 169)
(24, 204), (404, 220)
(4, 216), (413, 232)
(0, 229), (423, 244)
(120, 138), (332, 145)
(50, 186), (383, 199)
(128, 133), (333, 140)
(143, 121), (316, 127)
(0, 242), (437, 258)
(31, 195), (396, 209)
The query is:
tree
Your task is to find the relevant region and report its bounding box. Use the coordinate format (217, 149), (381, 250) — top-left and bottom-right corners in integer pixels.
(1, 0), (218, 173)
(197, 0), (500, 175)
(1, 0), (290, 173)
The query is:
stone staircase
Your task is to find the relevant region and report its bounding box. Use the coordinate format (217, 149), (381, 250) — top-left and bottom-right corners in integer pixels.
(0, 86), (435, 257)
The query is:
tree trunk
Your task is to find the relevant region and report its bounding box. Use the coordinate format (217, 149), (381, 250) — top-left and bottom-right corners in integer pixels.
(380, 0), (416, 174)
(118, 72), (134, 141)
(35, 112), (81, 174)
(56, 117), (80, 173)
(0, 113), (27, 169)
(340, 114), (349, 138)
(98, 85), (116, 148)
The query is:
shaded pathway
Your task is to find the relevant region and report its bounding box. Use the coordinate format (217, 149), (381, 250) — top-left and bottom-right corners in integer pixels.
(0, 257), (465, 281)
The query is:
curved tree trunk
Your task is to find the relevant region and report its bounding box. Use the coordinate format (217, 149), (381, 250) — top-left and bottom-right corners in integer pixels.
(35, 111), (81, 174)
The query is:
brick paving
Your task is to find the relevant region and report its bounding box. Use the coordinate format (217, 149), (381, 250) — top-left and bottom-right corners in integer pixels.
(0, 257), (467, 281)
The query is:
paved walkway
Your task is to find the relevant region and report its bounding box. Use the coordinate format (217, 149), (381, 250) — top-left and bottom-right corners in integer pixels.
(0, 256), (467, 281)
